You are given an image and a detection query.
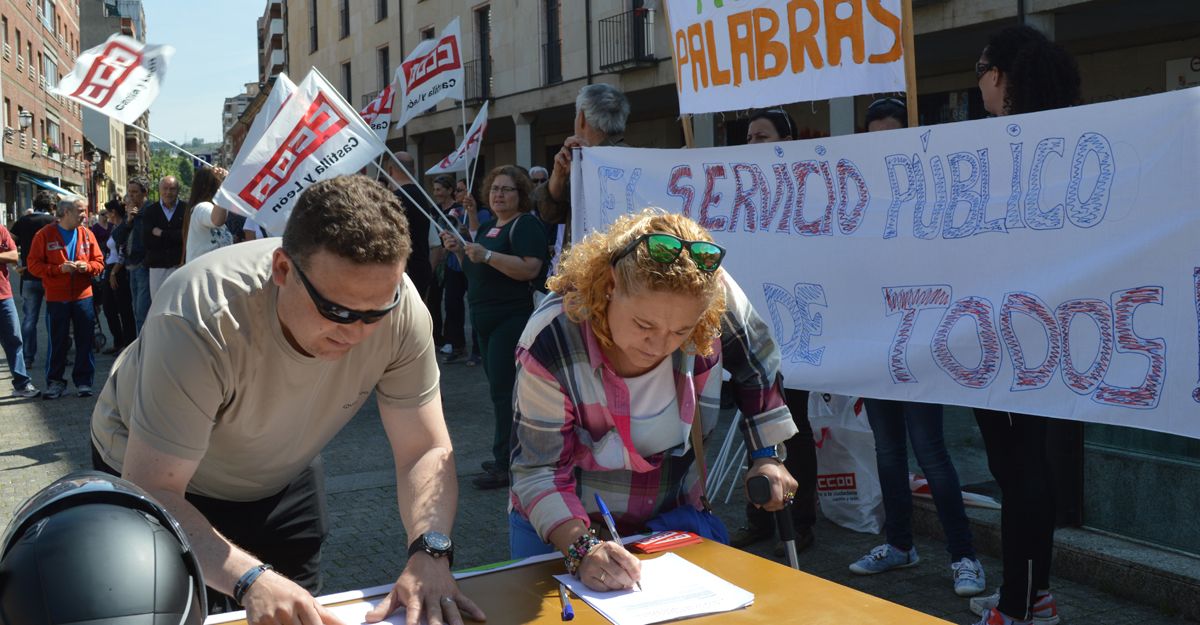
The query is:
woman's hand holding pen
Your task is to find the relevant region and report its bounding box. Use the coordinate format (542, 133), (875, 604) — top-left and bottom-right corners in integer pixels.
(577, 542), (641, 592)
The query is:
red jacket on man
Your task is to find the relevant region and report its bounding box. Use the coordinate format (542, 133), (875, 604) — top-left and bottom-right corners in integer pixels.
(27, 222), (104, 302)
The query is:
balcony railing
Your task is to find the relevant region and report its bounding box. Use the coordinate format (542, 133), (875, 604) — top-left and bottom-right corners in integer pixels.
(543, 40), (562, 85)
(464, 58), (491, 103)
(2, 44), (9, 60)
(598, 8), (656, 71)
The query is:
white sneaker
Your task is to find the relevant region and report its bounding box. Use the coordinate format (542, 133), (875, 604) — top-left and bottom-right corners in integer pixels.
(439, 343), (453, 355)
(11, 383), (40, 398)
(952, 557), (986, 597)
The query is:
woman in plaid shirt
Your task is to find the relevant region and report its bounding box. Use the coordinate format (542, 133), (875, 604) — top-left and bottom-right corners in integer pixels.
(508, 209), (799, 591)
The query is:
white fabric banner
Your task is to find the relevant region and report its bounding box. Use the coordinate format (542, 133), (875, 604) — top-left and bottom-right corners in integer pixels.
(360, 83), (396, 142)
(665, 0), (905, 114)
(425, 102), (488, 175)
(395, 18), (465, 129)
(229, 73), (297, 168)
(573, 88), (1200, 440)
(51, 34), (174, 125)
(214, 70), (388, 235)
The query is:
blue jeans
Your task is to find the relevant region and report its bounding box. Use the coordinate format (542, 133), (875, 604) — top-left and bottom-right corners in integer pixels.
(0, 298), (31, 389)
(45, 298), (96, 387)
(863, 399), (975, 562)
(19, 278), (44, 367)
(129, 265), (151, 334)
(509, 510), (556, 559)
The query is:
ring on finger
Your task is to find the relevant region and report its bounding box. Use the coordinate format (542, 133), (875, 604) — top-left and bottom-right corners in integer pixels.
(441, 596), (457, 606)
(598, 570), (607, 583)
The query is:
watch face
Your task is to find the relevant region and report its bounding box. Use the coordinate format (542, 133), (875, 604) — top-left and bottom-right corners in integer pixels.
(424, 532), (452, 552)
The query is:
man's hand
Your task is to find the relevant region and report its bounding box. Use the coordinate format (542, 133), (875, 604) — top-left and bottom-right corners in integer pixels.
(577, 541), (641, 592)
(745, 458), (799, 512)
(58, 262), (76, 274)
(73, 260), (89, 273)
(547, 135), (590, 201)
(365, 553), (485, 625)
(152, 227), (163, 237)
(242, 569), (348, 625)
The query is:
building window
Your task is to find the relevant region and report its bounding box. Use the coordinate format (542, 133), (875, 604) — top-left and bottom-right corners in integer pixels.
(341, 61), (352, 101)
(473, 5), (493, 101)
(46, 119), (59, 151)
(2, 17), (9, 48)
(376, 0), (387, 22)
(420, 26), (434, 41)
(543, 0), (562, 85)
(15, 29), (20, 60)
(41, 0), (54, 32)
(4, 98), (10, 129)
(377, 46), (389, 90)
(42, 54), (57, 88)
(339, 0), (349, 39)
(308, 0), (318, 52)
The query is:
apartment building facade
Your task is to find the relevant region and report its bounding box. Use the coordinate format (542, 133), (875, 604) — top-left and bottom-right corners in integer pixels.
(0, 0), (86, 222)
(276, 0), (1200, 555)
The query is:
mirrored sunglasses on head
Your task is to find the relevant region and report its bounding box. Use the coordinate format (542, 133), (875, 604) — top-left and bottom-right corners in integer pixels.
(611, 233), (727, 272)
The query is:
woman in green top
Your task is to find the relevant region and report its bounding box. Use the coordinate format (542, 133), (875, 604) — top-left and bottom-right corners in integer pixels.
(442, 165), (549, 489)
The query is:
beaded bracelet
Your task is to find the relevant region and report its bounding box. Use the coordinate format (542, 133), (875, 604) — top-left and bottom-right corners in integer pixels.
(563, 530), (602, 577)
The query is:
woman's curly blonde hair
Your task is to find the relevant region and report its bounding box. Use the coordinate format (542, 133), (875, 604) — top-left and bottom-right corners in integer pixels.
(548, 209), (726, 356)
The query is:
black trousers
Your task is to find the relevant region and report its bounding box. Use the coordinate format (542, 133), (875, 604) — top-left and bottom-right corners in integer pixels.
(99, 265), (136, 349)
(974, 409), (1056, 619)
(443, 269), (468, 350)
(745, 388), (818, 533)
(92, 446), (329, 613)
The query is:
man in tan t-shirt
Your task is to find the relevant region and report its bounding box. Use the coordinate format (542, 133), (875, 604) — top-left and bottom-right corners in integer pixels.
(90, 175), (485, 625)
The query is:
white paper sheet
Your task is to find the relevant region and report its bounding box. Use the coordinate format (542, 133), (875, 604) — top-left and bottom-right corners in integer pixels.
(553, 552), (753, 625)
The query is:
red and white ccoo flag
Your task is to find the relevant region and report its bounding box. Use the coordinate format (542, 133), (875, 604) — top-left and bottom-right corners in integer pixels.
(213, 70), (388, 235)
(395, 18), (464, 129)
(360, 84), (396, 142)
(230, 73), (297, 168)
(426, 102), (489, 175)
(51, 34), (174, 125)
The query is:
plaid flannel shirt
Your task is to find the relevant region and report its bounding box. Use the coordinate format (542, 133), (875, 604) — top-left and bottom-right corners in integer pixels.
(509, 273), (797, 542)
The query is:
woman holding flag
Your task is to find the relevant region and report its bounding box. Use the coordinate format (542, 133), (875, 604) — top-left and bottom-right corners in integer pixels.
(441, 165), (548, 490)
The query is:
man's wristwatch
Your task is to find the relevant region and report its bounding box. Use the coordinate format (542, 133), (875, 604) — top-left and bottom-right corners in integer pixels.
(408, 532), (454, 567)
(483, 250), (493, 264)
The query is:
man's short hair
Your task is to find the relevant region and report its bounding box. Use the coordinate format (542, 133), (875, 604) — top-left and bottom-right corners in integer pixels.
(282, 175), (412, 267)
(56, 198), (80, 218)
(529, 166), (548, 179)
(576, 84), (630, 137)
(33, 191), (58, 213)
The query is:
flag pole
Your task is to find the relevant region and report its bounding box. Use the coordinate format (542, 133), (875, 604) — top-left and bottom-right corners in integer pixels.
(901, 0), (920, 127)
(128, 123), (215, 168)
(460, 100), (474, 192)
(372, 161), (468, 248)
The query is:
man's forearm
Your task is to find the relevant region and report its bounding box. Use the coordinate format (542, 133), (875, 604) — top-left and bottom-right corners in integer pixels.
(148, 488), (266, 594)
(394, 445), (458, 542)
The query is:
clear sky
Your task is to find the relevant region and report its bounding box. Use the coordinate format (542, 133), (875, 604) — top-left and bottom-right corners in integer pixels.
(142, 0), (262, 144)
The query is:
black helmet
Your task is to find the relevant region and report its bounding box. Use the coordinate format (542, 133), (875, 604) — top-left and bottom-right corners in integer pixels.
(0, 471), (206, 625)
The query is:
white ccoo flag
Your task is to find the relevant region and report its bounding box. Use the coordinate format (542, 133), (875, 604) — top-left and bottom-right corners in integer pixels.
(395, 18), (464, 129)
(426, 102), (489, 175)
(213, 70), (388, 235)
(51, 34), (174, 125)
(360, 83), (396, 142)
(230, 73), (297, 167)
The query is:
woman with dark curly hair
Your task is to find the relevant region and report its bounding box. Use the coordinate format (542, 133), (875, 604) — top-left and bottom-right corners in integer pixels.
(968, 24), (1080, 625)
(506, 209), (799, 591)
(442, 165), (548, 490)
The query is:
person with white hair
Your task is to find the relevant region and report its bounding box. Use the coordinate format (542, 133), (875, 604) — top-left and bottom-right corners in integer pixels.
(532, 83), (631, 243)
(26, 197), (105, 399)
(528, 166), (548, 186)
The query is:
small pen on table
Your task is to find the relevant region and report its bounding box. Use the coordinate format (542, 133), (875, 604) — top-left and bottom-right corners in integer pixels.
(594, 493), (643, 591)
(559, 583), (575, 621)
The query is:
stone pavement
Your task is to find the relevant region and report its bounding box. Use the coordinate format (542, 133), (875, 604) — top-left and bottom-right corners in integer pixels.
(0, 291), (1192, 624)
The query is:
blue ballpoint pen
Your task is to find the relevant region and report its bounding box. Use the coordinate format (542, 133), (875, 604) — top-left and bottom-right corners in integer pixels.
(558, 583), (575, 621)
(594, 493), (643, 591)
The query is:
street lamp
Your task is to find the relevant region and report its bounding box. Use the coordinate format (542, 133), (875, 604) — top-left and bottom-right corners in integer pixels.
(18, 109), (31, 131)
(73, 140), (82, 155)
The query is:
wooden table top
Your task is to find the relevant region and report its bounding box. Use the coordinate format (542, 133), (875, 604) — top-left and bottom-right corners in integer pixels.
(211, 540), (951, 625)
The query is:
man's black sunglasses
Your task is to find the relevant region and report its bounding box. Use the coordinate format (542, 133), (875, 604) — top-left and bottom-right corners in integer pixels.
(610, 233), (727, 273)
(975, 61), (995, 80)
(289, 255), (402, 324)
